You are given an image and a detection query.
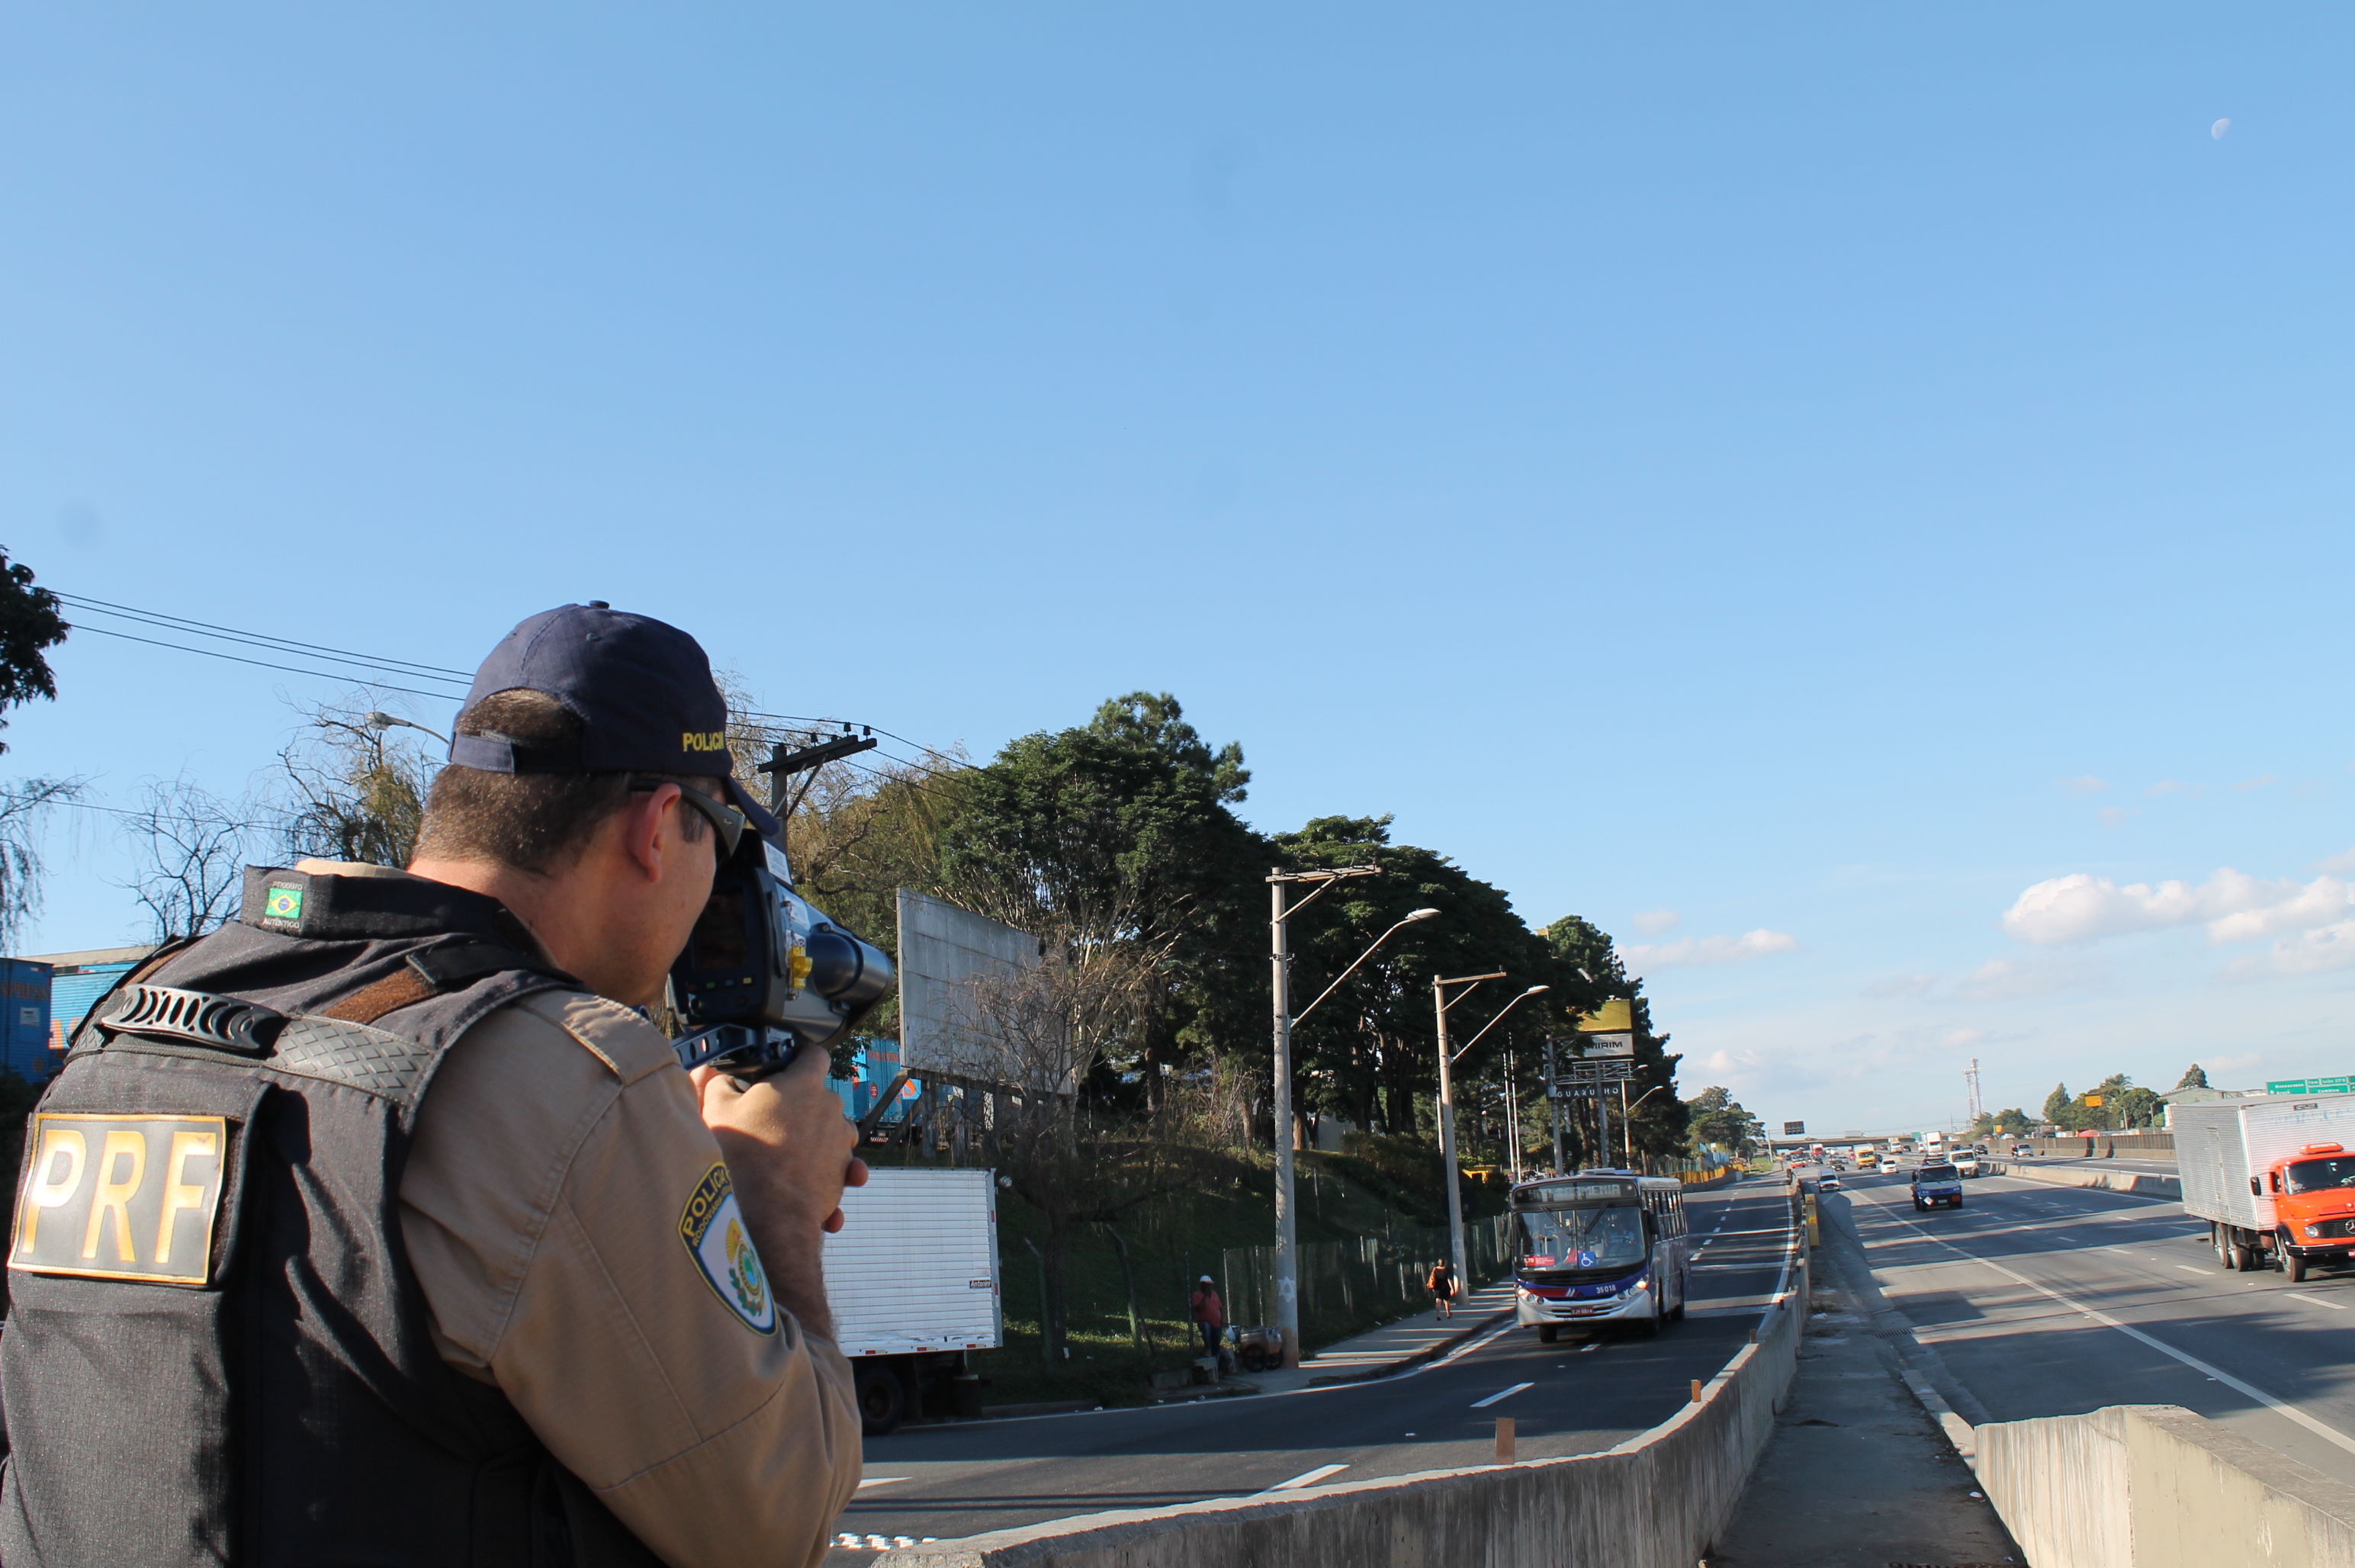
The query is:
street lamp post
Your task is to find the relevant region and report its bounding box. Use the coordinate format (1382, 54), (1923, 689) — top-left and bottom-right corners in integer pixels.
(1270, 867), (1435, 1369)
(1432, 978), (1547, 1285)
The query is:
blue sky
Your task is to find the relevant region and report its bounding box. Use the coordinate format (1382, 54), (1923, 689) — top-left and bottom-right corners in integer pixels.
(5, 5), (2349, 1133)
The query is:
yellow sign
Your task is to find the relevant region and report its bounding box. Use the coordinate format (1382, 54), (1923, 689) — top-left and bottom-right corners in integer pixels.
(1576, 999), (1633, 1033)
(2083, 1094), (2104, 1107)
(10, 1113), (228, 1287)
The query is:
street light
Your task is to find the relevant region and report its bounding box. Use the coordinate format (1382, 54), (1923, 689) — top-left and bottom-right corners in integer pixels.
(365, 712), (451, 747)
(1431, 973), (1542, 1288)
(1268, 867), (1415, 1369)
(1622, 1083), (1669, 1168)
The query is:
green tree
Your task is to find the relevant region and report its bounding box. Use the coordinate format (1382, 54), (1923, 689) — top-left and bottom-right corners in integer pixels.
(2044, 1082), (2074, 1129)
(940, 692), (1271, 1103)
(1990, 1107), (2031, 1137)
(2177, 1064), (2209, 1090)
(1273, 815), (1564, 1152)
(0, 548), (67, 755)
(1688, 1086), (1763, 1155)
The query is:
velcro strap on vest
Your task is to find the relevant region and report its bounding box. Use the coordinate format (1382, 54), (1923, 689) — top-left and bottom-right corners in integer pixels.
(319, 941), (547, 1026)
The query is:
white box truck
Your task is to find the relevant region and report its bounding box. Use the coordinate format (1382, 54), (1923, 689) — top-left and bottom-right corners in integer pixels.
(2177, 1095), (2355, 1281)
(823, 1166), (1003, 1434)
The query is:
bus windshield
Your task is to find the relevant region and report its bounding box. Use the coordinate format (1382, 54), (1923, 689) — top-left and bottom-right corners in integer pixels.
(1515, 1205), (1646, 1270)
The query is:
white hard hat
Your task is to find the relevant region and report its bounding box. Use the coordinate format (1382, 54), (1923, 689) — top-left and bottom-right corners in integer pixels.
(1200, 1274), (1214, 1284)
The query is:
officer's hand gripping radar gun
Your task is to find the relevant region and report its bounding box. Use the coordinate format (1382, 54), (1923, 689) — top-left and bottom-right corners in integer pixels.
(666, 733), (895, 1081)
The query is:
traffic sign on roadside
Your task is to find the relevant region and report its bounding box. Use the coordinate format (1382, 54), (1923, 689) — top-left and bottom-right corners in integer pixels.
(2267, 1077), (2355, 1096)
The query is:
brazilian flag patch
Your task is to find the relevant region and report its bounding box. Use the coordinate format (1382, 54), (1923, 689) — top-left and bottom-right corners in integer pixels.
(263, 885), (304, 923)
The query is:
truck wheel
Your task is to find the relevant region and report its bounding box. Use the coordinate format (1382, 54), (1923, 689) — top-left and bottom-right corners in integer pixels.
(855, 1364), (907, 1436)
(2286, 1245), (2308, 1284)
(2215, 1226), (2233, 1269)
(2231, 1240), (2254, 1273)
(1538, 1325), (1559, 1343)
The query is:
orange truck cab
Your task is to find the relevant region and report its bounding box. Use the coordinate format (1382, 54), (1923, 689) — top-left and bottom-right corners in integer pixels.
(2261, 1142), (2355, 1278)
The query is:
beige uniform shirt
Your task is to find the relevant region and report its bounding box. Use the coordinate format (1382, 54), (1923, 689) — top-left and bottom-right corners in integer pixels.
(390, 925), (860, 1567)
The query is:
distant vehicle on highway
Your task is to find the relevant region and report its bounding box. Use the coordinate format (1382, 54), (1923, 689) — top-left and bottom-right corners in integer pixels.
(1818, 1173), (1843, 1191)
(1912, 1162), (1965, 1211)
(1856, 1149), (1880, 1169)
(1952, 1152), (1983, 1178)
(2012, 1144), (2035, 1157)
(1508, 1171), (1691, 1342)
(2177, 1097), (2355, 1280)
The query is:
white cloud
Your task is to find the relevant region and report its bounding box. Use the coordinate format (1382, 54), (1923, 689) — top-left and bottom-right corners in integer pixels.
(2234, 773), (2279, 793)
(2097, 806), (2135, 829)
(2225, 920), (2355, 979)
(2146, 779), (2202, 798)
(1951, 956), (2106, 1001)
(1625, 929), (1800, 972)
(2002, 868), (2354, 946)
(2061, 776), (2110, 795)
(2315, 848), (2355, 876)
(1632, 909), (1681, 935)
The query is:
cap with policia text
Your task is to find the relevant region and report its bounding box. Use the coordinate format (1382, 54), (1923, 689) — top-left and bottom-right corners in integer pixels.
(449, 602), (783, 840)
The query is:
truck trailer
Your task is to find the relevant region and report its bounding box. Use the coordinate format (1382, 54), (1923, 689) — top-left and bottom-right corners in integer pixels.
(2176, 1095), (2355, 1281)
(823, 1165), (1003, 1434)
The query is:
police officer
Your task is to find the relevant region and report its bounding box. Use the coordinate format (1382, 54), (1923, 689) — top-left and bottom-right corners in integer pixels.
(1, 605), (864, 1567)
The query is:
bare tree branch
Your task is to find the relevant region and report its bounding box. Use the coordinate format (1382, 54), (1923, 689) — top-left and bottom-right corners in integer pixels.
(0, 776), (84, 952)
(114, 773), (268, 944)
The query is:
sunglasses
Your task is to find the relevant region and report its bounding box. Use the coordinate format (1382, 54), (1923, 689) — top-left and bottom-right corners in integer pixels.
(631, 778), (748, 856)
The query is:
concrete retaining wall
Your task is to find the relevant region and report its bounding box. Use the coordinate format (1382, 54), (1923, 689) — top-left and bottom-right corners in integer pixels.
(1989, 1160), (2181, 1199)
(1979, 1403), (2355, 1567)
(875, 1249), (1808, 1568)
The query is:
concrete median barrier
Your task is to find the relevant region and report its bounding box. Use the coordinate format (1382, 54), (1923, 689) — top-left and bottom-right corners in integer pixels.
(1977, 1403), (2355, 1567)
(1989, 1160), (2180, 1199)
(874, 1249), (1807, 1568)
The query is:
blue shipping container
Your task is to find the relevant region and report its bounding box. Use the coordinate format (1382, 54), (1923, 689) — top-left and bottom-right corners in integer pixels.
(0, 960), (53, 1082)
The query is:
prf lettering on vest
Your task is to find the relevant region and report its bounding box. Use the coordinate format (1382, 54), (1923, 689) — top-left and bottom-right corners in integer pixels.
(681, 730), (728, 753)
(9, 1113), (228, 1286)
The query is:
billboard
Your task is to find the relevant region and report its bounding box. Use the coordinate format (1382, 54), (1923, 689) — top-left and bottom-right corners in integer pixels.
(1783, 1120), (1806, 1136)
(1579, 1033), (1635, 1059)
(895, 888), (1043, 1083)
(1576, 998), (1633, 1034)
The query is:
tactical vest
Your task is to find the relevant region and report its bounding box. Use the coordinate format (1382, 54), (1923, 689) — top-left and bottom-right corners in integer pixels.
(0, 865), (663, 1567)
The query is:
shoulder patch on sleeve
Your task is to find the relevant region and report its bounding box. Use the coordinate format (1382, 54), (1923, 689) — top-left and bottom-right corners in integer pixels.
(678, 1163), (776, 1335)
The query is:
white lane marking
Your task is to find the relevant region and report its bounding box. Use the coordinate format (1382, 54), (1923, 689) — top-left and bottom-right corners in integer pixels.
(1471, 1381), (1534, 1408)
(856, 1476), (911, 1489)
(1265, 1464), (1349, 1491)
(2289, 1293), (2349, 1311)
(1427, 1320), (1519, 1369)
(2176, 1266), (2208, 1275)
(1890, 1213), (2355, 1458)
(1579, 1341), (1603, 1353)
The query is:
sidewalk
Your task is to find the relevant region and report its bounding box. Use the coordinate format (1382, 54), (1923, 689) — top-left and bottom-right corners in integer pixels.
(1223, 1279), (1518, 1395)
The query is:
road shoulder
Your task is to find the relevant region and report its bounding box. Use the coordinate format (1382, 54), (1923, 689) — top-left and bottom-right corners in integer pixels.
(1708, 1233), (2020, 1566)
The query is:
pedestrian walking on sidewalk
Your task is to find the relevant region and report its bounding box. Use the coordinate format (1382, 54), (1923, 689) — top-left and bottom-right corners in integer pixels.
(1427, 1258), (1459, 1319)
(1190, 1275), (1226, 1355)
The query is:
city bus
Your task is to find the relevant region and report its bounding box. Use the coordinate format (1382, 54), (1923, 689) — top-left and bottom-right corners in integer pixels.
(1507, 1171), (1691, 1341)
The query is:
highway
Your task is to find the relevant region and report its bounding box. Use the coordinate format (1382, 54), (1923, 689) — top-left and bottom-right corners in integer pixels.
(1818, 1160), (2355, 1488)
(827, 1177), (1796, 1553)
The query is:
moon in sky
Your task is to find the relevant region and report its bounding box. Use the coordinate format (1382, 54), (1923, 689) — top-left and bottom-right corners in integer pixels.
(2212, 117), (2233, 140)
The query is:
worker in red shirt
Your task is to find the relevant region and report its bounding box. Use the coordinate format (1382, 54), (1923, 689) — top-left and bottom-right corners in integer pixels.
(1189, 1275), (1225, 1357)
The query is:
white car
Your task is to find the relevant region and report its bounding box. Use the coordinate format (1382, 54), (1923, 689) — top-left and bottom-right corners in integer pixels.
(1818, 1174), (1843, 1191)
(1952, 1152), (1983, 1177)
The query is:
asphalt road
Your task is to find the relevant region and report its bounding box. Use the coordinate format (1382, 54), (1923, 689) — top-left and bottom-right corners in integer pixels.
(1818, 1161), (2355, 1487)
(829, 1177), (1797, 1550)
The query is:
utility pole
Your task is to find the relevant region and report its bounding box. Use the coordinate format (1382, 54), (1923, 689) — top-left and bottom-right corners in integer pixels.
(1267, 865), (1384, 1370)
(1965, 1058), (1982, 1125)
(1432, 971), (1515, 1287)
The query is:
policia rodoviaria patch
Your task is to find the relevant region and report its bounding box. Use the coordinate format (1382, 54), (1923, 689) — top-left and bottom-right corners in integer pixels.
(10, 1113), (230, 1286)
(679, 1162), (776, 1334)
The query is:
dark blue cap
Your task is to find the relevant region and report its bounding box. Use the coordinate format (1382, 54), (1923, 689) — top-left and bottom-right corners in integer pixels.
(451, 603), (782, 840)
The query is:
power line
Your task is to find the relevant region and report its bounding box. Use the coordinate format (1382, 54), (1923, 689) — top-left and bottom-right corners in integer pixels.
(63, 625), (463, 702)
(59, 593), (477, 678)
